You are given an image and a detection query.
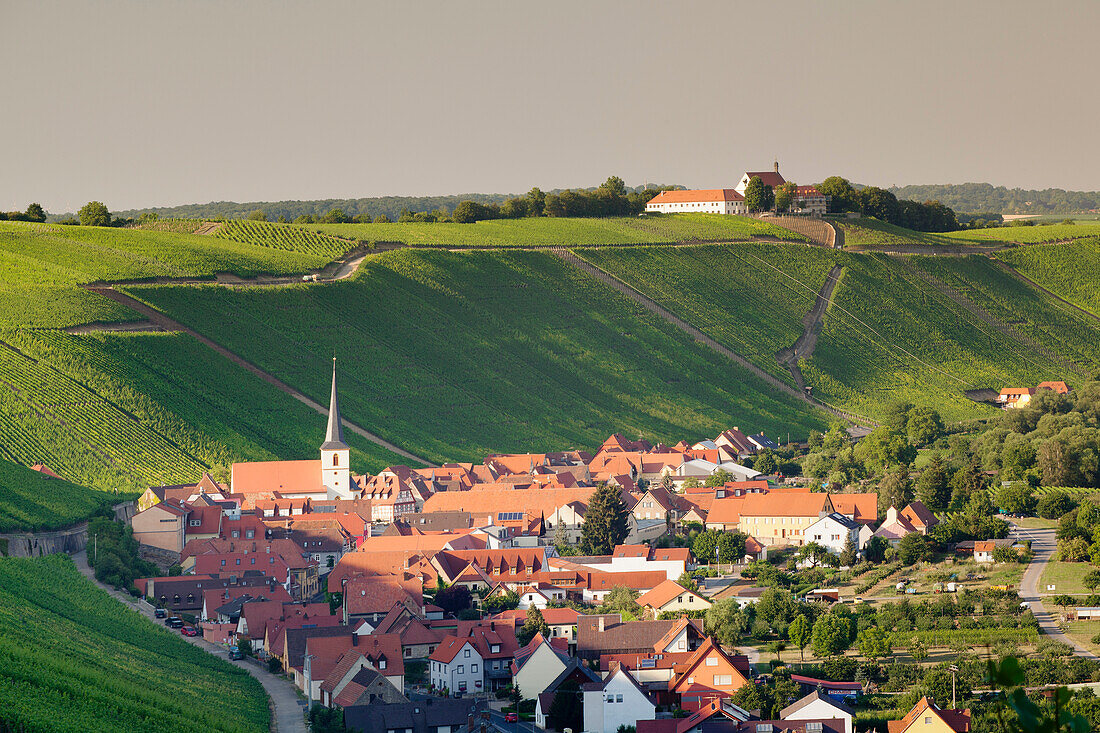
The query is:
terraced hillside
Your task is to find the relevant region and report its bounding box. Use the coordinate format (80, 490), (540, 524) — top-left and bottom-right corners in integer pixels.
(0, 459), (116, 532)
(996, 238), (1100, 316)
(128, 249), (831, 464)
(308, 213), (808, 247)
(836, 218), (1100, 250)
(212, 219), (352, 258)
(0, 554), (269, 733)
(581, 246), (1093, 422)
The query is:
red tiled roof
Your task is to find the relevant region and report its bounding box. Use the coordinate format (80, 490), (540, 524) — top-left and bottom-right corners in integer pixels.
(637, 580), (698, 609)
(743, 171), (786, 188)
(647, 189), (745, 205)
(739, 492), (830, 517)
(706, 497), (746, 525)
(1037, 380), (1070, 394)
(231, 459), (322, 496)
(830, 493), (878, 524)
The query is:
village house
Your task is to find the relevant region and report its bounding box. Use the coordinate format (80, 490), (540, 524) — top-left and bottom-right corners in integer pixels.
(637, 579), (712, 616)
(737, 492), (835, 546)
(583, 665), (658, 733)
(887, 696), (971, 733)
(668, 638), (752, 711)
(511, 634), (573, 701)
(342, 698), (482, 733)
(874, 502), (939, 546)
(576, 615), (705, 661)
(803, 512), (872, 558)
(781, 690), (855, 733)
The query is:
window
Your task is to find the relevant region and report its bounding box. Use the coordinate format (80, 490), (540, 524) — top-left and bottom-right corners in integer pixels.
(250, 558), (255, 565)
(231, 530), (240, 538)
(491, 644), (500, 653)
(190, 519), (201, 527)
(245, 530), (254, 539)
(220, 559), (226, 566)
(616, 694), (623, 703)
(464, 649), (471, 658)
(379, 659), (386, 670)
(714, 675), (732, 686)
(235, 558), (241, 565)
(806, 724), (822, 732)
(333, 455), (339, 467)
(457, 665), (464, 674)
(925, 718), (932, 724)
(472, 664), (478, 673)
(687, 677), (694, 684)
(705, 656), (718, 666)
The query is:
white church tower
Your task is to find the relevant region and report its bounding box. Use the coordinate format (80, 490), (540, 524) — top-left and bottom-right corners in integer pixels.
(321, 358), (353, 500)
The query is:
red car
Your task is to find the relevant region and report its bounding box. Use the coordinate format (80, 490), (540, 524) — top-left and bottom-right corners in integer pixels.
(180, 626), (200, 637)
(504, 713), (518, 723)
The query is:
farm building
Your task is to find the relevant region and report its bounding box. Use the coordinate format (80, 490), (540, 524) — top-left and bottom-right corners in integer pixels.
(645, 189), (747, 215)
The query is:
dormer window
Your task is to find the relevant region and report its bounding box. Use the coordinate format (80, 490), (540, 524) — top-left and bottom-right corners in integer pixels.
(378, 658), (386, 670)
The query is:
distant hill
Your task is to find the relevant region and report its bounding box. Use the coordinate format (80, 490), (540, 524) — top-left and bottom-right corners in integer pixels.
(75, 184), (674, 223)
(889, 182), (1100, 215)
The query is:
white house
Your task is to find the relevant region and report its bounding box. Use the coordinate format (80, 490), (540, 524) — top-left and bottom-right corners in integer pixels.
(582, 666), (656, 733)
(780, 690), (855, 733)
(645, 189), (747, 215)
(674, 459), (762, 485)
(733, 165), (786, 196)
(804, 513), (871, 557)
(511, 634), (570, 701)
(428, 637), (484, 696)
(637, 579), (712, 615)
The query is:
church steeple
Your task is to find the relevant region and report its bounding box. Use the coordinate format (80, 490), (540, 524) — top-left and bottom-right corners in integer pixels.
(320, 357), (352, 500)
(321, 357), (348, 451)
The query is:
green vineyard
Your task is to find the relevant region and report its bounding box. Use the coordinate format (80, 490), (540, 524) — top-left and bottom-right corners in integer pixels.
(212, 219), (353, 258)
(0, 459), (116, 532)
(307, 213), (809, 248)
(127, 248), (830, 465)
(997, 238), (1100, 317)
(0, 554), (269, 733)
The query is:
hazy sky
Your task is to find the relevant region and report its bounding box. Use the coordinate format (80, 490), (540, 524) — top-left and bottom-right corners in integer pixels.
(3, 0), (1099, 213)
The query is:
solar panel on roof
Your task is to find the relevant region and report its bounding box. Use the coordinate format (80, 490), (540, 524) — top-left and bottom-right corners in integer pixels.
(639, 658), (656, 668)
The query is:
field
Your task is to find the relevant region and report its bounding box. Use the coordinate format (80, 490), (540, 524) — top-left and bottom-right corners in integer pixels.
(996, 238), (1100, 316)
(0, 221), (326, 328)
(127, 249), (830, 465)
(0, 459), (117, 532)
(835, 219), (942, 248)
(0, 330), (409, 496)
(910, 254), (1100, 375)
(836, 217), (1100, 250)
(212, 219), (353, 258)
(575, 243), (843, 386)
(1039, 561), (1091, 595)
(307, 213), (809, 247)
(0, 554), (269, 733)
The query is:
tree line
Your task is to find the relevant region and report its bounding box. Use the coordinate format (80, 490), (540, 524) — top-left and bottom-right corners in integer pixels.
(818, 177), (961, 232)
(890, 181), (1100, 216)
(0, 203), (47, 223)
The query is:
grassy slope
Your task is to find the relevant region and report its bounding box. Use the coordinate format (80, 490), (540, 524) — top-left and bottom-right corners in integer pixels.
(0, 554), (268, 733)
(575, 243), (842, 386)
(911, 254), (1100, 373)
(0, 330), (408, 497)
(941, 223), (1100, 244)
(835, 219), (942, 247)
(0, 221), (327, 328)
(307, 213), (809, 247)
(837, 217), (1100, 249)
(996, 238), (1100, 316)
(0, 459), (116, 532)
(128, 249), (830, 464)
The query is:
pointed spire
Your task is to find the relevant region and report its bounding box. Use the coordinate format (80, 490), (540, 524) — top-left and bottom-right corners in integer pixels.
(322, 356), (349, 450)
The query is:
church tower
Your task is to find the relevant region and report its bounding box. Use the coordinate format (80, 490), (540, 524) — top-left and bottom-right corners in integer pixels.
(321, 358), (352, 500)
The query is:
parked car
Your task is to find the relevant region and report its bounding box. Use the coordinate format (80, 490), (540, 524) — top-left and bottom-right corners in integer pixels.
(154, 608), (166, 619)
(180, 626), (200, 637)
(504, 713), (518, 723)
(165, 617), (184, 628)
(228, 647), (244, 660)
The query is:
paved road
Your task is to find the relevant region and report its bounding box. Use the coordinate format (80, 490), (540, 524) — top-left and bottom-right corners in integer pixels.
(1011, 523), (1098, 660)
(72, 550), (307, 733)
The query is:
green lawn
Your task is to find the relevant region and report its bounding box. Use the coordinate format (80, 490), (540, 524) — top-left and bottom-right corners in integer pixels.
(0, 554), (269, 733)
(1040, 561), (1091, 595)
(127, 249), (830, 465)
(997, 238), (1100, 316)
(307, 213), (809, 247)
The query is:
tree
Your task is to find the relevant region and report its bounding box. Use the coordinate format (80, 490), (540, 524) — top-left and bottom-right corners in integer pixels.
(434, 584), (471, 615)
(909, 638), (928, 663)
(705, 469), (734, 488)
(705, 599), (749, 647)
(906, 406), (944, 446)
(517, 607), (550, 646)
(818, 177), (857, 213)
(78, 201), (111, 227)
(546, 678), (583, 732)
(797, 542), (830, 568)
(1084, 570), (1100, 593)
(774, 183), (797, 213)
(788, 614), (811, 662)
(897, 533), (932, 565)
(24, 203), (45, 222)
(603, 586), (640, 616)
(916, 457), (951, 511)
(811, 613), (852, 657)
(373, 214), (391, 223)
(245, 208), (267, 221)
(744, 176), (769, 212)
(997, 483), (1037, 516)
(755, 450), (778, 475)
(1038, 492), (1077, 520)
(580, 483), (630, 555)
(839, 536), (858, 567)
(452, 200), (488, 223)
(693, 529), (718, 564)
(718, 532), (747, 563)
(857, 626), (891, 661)
(878, 464), (913, 514)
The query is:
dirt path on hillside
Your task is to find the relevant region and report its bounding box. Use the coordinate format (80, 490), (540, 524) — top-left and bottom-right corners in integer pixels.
(553, 248), (874, 428)
(192, 221), (223, 236)
(78, 286), (429, 465)
(71, 550), (306, 733)
(776, 264), (844, 391)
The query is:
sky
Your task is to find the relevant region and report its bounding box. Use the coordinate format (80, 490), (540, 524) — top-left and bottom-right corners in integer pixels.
(3, 0), (1099, 213)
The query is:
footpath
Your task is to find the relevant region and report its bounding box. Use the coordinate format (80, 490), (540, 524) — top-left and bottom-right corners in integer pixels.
(71, 550), (308, 733)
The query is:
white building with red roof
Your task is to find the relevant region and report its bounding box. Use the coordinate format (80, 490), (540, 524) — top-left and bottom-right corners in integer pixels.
(645, 189), (747, 215)
(734, 163), (786, 195)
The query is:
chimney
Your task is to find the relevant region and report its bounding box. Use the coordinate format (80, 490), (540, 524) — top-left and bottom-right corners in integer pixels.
(774, 160), (779, 174)
(352, 634), (358, 646)
(598, 616), (605, 633)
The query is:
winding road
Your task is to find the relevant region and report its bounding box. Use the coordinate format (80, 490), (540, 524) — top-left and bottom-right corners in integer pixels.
(1012, 522), (1098, 660)
(72, 550), (307, 733)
